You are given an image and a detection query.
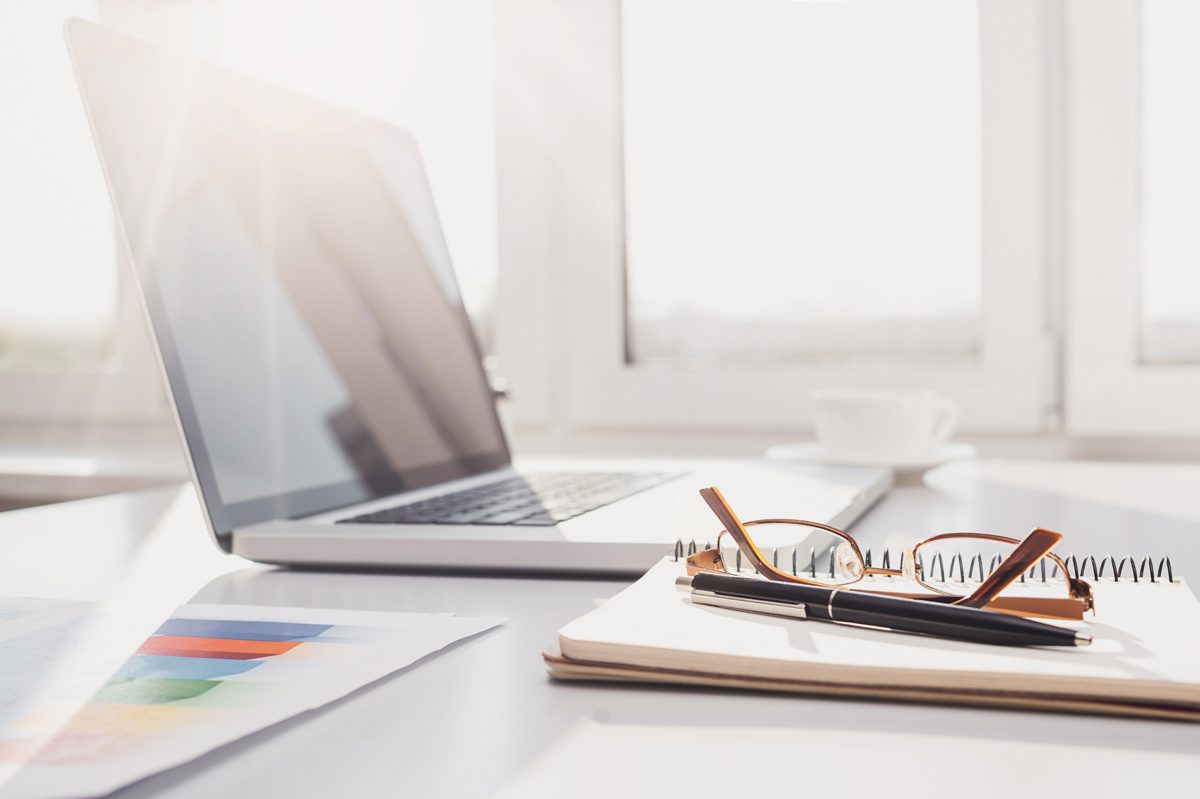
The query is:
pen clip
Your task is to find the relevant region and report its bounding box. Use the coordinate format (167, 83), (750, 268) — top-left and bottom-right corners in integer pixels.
(688, 591), (808, 620)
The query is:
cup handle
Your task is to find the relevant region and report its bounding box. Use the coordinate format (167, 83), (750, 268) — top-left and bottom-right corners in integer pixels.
(930, 398), (959, 448)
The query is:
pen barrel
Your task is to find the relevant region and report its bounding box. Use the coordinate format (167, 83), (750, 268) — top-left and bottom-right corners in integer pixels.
(688, 573), (1080, 647)
(829, 595), (1078, 647)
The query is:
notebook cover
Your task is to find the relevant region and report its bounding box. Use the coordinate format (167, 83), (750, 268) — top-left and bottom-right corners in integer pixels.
(543, 645), (1200, 722)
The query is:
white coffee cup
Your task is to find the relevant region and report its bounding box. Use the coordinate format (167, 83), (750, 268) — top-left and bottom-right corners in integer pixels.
(811, 390), (959, 464)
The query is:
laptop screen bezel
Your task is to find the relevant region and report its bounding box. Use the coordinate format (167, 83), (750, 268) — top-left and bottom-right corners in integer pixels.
(66, 19), (513, 548)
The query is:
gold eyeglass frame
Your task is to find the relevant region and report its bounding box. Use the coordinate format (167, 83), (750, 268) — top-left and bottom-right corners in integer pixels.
(686, 487), (1095, 621)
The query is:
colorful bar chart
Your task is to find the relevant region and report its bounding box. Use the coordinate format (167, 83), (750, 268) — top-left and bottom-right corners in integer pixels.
(1, 617), (371, 765)
(0, 599), (500, 799)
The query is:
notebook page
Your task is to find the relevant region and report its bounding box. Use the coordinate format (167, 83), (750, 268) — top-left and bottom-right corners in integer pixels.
(558, 559), (1200, 705)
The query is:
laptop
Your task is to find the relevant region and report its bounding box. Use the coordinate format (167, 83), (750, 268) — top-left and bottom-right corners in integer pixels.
(65, 19), (891, 574)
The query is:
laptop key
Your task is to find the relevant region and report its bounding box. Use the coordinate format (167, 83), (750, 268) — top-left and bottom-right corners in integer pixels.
(338, 471), (680, 526)
(474, 509), (542, 525)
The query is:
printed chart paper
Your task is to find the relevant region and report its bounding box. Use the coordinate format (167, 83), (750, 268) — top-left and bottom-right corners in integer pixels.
(0, 600), (502, 798)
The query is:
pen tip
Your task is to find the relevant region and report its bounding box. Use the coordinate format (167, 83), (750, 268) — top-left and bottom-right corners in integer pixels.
(1074, 631), (1093, 647)
(675, 576), (694, 590)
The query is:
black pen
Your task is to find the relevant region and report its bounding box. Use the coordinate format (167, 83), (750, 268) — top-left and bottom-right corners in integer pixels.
(677, 572), (1092, 648)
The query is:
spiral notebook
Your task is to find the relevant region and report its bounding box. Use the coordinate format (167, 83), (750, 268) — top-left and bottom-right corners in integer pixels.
(545, 546), (1200, 722)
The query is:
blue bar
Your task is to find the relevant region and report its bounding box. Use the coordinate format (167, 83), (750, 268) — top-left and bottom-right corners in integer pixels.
(154, 618), (334, 641)
(111, 654), (264, 681)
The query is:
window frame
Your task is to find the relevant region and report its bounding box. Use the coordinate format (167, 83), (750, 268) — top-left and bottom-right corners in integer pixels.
(1063, 0), (1200, 435)
(496, 0), (1054, 435)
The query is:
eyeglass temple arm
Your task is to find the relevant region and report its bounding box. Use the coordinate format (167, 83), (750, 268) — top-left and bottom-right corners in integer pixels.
(956, 528), (1062, 608)
(700, 486), (745, 536)
(698, 487), (763, 571)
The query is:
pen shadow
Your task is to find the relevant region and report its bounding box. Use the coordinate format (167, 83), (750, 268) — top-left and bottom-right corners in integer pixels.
(689, 602), (819, 654)
(690, 597), (1171, 681)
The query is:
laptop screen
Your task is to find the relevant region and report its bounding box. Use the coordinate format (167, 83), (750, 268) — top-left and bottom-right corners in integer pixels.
(67, 20), (510, 540)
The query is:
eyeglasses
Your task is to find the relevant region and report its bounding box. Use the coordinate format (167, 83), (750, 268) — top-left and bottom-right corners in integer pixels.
(685, 486), (1095, 620)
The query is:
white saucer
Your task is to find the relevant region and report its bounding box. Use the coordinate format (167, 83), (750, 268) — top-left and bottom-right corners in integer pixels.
(764, 441), (978, 475)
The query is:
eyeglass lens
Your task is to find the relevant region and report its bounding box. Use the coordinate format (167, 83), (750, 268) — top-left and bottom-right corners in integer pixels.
(913, 535), (1061, 590)
(720, 522), (863, 586)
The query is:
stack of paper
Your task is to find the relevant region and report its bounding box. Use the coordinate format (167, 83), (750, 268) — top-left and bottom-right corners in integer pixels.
(546, 559), (1200, 721)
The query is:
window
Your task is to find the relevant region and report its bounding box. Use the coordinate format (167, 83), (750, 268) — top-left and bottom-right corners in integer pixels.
(0, 0), (160, 421)
(623, 0), (982, 368)
(496, 0), (1050, 433)
(1065, 0), (1200, 434)
(0, 0), (116, 369)
(10, 0), (1190, 448)
(1, 0), (495, 426)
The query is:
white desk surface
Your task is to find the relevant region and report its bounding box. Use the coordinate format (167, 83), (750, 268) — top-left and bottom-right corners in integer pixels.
(3, 459), (1200, 798)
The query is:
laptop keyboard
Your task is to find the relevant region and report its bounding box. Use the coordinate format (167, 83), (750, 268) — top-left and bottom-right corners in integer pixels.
(337, 471), (679, 527)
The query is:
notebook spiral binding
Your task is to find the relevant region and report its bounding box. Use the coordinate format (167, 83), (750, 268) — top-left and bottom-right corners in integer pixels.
(671, 539), (1181, 584)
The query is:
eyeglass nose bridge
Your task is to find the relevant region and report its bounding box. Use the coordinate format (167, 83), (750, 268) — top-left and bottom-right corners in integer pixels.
(835, 540), (864, 580)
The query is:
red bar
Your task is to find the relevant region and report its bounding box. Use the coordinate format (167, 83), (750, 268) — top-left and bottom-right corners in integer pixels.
(137, 635), (301, 660)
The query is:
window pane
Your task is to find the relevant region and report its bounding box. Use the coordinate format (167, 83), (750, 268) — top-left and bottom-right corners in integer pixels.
(1141, 0), (1200, 364)
(0, 0), (116, 369)
(622, 0), (981, 366)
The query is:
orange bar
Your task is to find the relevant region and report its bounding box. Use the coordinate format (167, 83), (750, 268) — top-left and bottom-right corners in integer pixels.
(138, 635), (301, 660)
